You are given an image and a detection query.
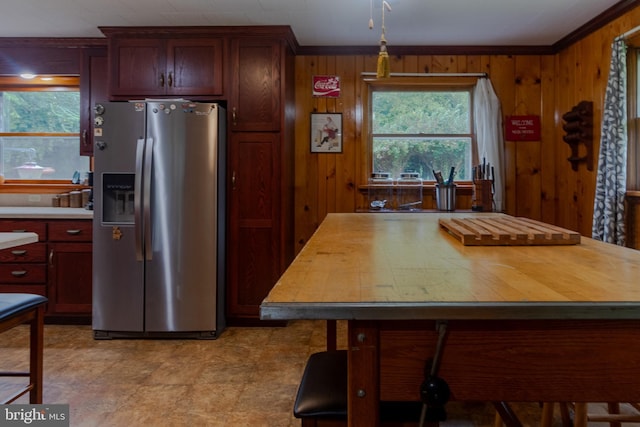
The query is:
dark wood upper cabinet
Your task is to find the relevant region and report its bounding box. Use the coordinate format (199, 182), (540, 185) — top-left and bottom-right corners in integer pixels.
(229, 38), (281, 131)
(166, 38), (223, 96)
(105, 34), (223, 98)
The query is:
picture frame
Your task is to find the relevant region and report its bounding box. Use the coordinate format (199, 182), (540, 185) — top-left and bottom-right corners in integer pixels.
(311, 113), (342, 153)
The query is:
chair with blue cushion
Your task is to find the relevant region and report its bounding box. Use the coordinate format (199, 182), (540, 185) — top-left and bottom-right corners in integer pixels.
(0, 293), (48, 404)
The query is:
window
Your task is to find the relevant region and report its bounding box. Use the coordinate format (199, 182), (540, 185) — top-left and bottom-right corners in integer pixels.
(0, 76), (89, 181)
(370, 86), (474, 182)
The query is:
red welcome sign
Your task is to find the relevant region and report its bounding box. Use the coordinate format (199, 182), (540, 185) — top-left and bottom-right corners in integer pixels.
(313, 75), (340, 98)
(505, 115), (541, 141)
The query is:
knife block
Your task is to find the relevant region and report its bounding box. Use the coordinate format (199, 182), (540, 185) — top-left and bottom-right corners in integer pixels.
(472, 180), (494, 212)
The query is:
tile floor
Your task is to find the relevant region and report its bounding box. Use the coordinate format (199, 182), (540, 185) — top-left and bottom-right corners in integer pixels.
(0, 320), (635, 426)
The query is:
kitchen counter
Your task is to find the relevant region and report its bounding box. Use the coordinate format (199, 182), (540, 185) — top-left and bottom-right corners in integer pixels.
(0, 207), (93, 220)
(0, 232), (38, 249)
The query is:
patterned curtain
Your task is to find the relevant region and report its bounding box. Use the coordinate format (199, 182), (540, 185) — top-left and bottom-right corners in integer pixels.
(474, 78), (505, 212)
(592, 38), (627, 245)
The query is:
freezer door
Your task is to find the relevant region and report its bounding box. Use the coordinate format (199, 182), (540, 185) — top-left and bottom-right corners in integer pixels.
(144, 102), (221, 332)
(92, 102), (146, 332)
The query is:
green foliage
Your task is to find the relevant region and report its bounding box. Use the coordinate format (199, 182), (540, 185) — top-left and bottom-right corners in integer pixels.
(372, 90), (472, 180)
(0, 91), (87, 179)
(1, 91), (79, 133)
(373, 138), (471, 180)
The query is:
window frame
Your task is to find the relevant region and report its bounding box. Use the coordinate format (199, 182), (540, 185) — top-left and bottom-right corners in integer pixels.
(0, 75), (89, 193)
(362, 76), (479, 186)
(628, 46), (640, 190)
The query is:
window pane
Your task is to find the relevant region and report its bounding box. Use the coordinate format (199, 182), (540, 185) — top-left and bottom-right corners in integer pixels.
(0, 91), (80, 133)
(372, 137), (472, 181)
(0, 88), (86, 180)
(372, 91), (470, 134)
(0, 136), (89, 179)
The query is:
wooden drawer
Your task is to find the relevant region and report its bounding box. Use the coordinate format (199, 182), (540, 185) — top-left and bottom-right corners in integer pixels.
(0, 220), (47, 240)
(0, 242), (47, 263)
(48, 221), (92, 242)
(0, 263), (46, 284)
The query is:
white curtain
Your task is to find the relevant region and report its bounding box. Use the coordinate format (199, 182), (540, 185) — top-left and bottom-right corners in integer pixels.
(474, 78), (505, 212)
(592, 38), (627, 245)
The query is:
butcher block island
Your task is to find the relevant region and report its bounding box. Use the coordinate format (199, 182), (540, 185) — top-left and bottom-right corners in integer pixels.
(261, 212), (640, 427)
(0, 207), (93, 323)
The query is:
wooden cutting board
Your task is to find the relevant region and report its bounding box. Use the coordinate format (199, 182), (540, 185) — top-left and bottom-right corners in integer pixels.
(439, 216), (581, 246)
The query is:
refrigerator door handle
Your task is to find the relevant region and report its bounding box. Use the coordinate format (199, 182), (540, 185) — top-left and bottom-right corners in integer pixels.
(134, 139), (145, 261)
(143, 137), (154, 261)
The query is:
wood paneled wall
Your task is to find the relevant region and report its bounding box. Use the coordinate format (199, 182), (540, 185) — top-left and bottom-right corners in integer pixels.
(555, 6), (640, 244)
(293, 6), (640, 253)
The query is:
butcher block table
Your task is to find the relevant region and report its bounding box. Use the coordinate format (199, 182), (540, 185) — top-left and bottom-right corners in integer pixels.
(260, 212), (640, 427)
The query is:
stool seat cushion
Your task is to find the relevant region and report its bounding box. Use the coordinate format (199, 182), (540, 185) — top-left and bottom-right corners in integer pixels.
(0, 293), (48, 321)
(294, 350), (348, 418)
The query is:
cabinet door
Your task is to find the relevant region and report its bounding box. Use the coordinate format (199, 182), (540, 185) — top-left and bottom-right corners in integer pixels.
(227, 132), (282, 319)
(166, 38), (223, 96)
(80, 47), (108, 156)
(48, 242), (92, 315)
(229, 38), (281, 131)
(109, 38), (166, 96)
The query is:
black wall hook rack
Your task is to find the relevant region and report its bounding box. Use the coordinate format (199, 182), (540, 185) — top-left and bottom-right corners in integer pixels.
(562, 100), (593, 171)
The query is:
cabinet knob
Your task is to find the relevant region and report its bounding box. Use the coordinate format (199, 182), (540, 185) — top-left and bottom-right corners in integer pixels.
(82, 129), (88, 146)
(11, 270), (27, 277)
(232, 108), (237, 126)
(159, 73), (165, 88)
(168, 72), (173, 88)
(11, 249), (27, 256)
(66, 229), (81, 235)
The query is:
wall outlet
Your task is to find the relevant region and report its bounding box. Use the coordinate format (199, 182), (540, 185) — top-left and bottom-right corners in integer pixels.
(28, 195), (41, 202)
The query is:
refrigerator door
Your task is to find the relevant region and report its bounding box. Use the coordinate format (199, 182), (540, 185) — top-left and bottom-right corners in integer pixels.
(144, 102), (221, 333)
(92, 102), (146, 332)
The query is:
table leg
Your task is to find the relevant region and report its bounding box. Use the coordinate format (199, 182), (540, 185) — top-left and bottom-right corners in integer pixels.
(348, 321), (379, 427)
(573, 403), (587, 427)
(29, 304), (44, 403)
(540, 403), (554, 427)
(493, 402), (523, 427)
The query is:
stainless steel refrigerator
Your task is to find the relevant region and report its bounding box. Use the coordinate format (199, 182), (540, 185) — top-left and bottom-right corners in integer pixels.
(92, 101), (226, 339)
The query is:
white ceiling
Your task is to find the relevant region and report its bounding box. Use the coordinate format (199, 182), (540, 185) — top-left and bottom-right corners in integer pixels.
(0, 0), (625, 47)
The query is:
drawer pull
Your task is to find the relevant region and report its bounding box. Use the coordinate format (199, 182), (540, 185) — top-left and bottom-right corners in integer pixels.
(11, 270), (27, 277)
(12, 229), (27, 233)
(11, 249), (27, 256)
(66, 229), (81, 235)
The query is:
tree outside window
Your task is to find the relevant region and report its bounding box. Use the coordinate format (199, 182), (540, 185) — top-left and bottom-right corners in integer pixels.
(371, 89), (473, 181)
(0, 88), (89, 180)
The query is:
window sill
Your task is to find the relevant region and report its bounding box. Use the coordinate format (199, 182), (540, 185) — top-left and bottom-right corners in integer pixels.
(0, 181), (89, 194)
(357, 183), (474, 195)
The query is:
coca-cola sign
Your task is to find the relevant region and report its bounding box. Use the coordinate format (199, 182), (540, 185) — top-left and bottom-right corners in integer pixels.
(313, 75), (340, 98)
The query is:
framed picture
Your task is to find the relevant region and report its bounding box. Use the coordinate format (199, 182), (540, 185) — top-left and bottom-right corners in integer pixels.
(311, 113), (342, 153)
